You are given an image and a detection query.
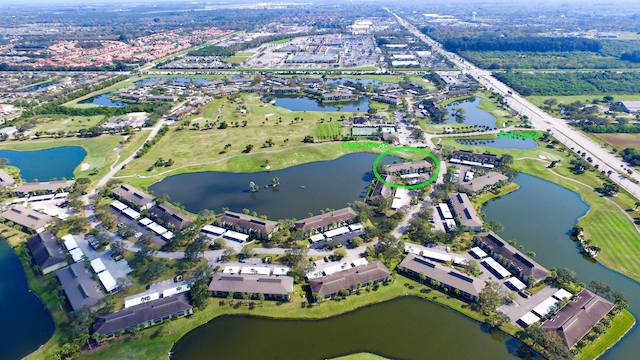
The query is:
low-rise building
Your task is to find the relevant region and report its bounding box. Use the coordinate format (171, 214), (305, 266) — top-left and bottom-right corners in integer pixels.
(2, 206), (53, 233)
(92, 293), (193, 338)
(613, 101), (640, 113)
(369, 174), (396, 201)
(448, 193), (483, 231)
(541, 289), (615, 348)
(475, 232), (549, 285)
(216, 211), (278, 239)
(450, 150), (502, 168)
(294, 207), (358, 234)
(149, 203), (194, 231)
(13, 180), (75, 196)
(208, 273), (294, 300)
(385, 160), (431, 175)
(0, 169), (15, 187)
(26, 230), (67, 274)
(399, 254), (486, 301)
(461, 172), (509, 193)
(111, 184), (155, 210)
(56, 261), (105, 311)
(309, 260), (391, 301)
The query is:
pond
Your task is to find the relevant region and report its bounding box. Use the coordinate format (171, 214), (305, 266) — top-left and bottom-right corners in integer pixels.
(483, 173), (638, 359)
(434, 97), (497, 129)
(149, 153), (398, 220)
(135, 77), (210, 85)
(455, 137), (538, 150)
(19, 80), (55, 92)
(171, 297), (533, 360)
(0, 146), (86, 182)
(78, 93), (127, 107)
(0, 241), (55, 360)
(270, 95), (371, 113)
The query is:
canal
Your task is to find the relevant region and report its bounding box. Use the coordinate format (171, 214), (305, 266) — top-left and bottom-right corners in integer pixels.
(0, 146), (86, 182)
(483, 173), (639, 359)
(149, 153), (399, 220)
(0, 241), (55, 360)
(171, 296), (531, 360)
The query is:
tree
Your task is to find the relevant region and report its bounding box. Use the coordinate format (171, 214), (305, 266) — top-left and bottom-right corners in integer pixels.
(116, 276), (132, 292)
(190, 279), (211, 309)
(258, 293), (265, 306)
(634, 201), (640, 210)
(110, 240), (126, 256)
(212, 237), (226, 250)
(242, 292), (251, 306)
(139, 231), (155, 245)
(117, 224), (137, 238)
(478, 281), (508, 313)
(135, 246), (157, 264)
(220, 248), (237, 262)
(334, 248), (347, 260)
(241, 244), (256, 258)
(419, 271), (426, 285)
(244, 144), (254, 153)
(140, 262), (165, 283)
(554, 267), (579, 286)
(484, 221), (504, 233)
(487, 311), (510, 328)
(68, 306), (92, 338)
(465, 259), (481, 276)
(351, 236), (363, 247)
(227, 291), (234, 304)
(589, 280), (611, 295)
(184, 242), (204, 265)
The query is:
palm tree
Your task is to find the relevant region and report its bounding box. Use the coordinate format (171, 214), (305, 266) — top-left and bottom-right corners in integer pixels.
(634, 201), (640, 210)
(258, 293), (265, 306)
(227, 291), (234, 305)
(312, 292), (319, 304)
(419, 271), (426, 285)
(242, 292), (250, 306)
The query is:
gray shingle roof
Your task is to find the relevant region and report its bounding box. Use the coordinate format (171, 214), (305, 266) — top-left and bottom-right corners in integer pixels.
(370, 175), (395, 200)
(309, 261), (391, 298)
(462, 172), (508, 192)
(541, 289), (615, 348)
(208, 273), (294, 295)
(447, 193), (482, 229)
(56, 262), (104, 311)
(3, 206), (53, 231)
(294, 207), (358, 231)
(385, 160), (432, 173)
(26, 230), (66, 269)
(14, 180), (75, 194)
(112, 184), (154, 208)
(475, 232), (549, 281)
(0, 169), (15, 187)
(92, 293), (192, 335)
(149, 203), (194, 230)
(399, 254), (486, 297)
(217, 211), (278, 234)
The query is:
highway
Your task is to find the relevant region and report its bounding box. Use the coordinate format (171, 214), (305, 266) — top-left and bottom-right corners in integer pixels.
(389, 9), (640, 200)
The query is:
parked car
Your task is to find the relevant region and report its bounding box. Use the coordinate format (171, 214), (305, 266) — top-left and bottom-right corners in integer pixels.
(133, 232), (143, 239)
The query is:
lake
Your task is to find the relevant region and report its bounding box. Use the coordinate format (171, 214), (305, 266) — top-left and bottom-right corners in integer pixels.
(79, 93), (127, 107)
(0, 241), (55, 360)
(455, 137), (538, 150)
(149, 153), (398, 220)
(19, 80), (55, 92)
(0, 146), (86, 182)
(435, 97), (497, 129)
(171, 297), (532, 360)
(483, 173), (638, 359)
(270, 95), (371, 112)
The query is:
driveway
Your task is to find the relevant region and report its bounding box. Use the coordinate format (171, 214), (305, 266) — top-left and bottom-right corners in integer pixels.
(498, 285), (559, 326)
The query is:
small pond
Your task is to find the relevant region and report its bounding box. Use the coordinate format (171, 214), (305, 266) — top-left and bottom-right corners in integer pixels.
(434, 97), (497, 129)
(78, 93), (127, 107)
(455, 137), (537, 150)
(19, 80), (55, 93)
(0, 146), (86, 181)
(270, 95), (370, 112)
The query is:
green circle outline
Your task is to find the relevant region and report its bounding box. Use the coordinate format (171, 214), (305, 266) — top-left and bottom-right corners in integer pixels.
(372, 147), (440, 190)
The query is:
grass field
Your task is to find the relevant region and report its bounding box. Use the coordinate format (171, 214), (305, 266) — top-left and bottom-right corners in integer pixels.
(594, 133), (640, 150)
(78, 276), (508, 360)
(33, 115), (105, 133)
(222, 56), (249, 64)
(574, 310), (635, 360)
(315, 122), (342, 138)
(265, 38), (291, 44)
(332, 354), (389, 360)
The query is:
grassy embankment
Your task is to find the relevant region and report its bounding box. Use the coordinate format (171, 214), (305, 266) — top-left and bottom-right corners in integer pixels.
(115, 93), (389, 188)
(439, 136), (640, 283)
(79, 276), (515, 360)
(0, 135), (143, 183)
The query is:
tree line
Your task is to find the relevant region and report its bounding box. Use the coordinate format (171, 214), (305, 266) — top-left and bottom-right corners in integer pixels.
(432, 34), (602, 53)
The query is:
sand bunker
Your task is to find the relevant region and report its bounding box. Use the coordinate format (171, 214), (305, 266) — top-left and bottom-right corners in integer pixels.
(80, 163), (90, 171)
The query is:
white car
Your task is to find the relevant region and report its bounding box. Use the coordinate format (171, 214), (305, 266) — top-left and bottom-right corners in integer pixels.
(133, 232), (143, 239)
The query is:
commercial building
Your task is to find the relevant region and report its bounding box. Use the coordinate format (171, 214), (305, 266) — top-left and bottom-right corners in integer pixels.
(309, 260), (391, 301)
(285, 54), (338, 63)
(14, 180), (75, 196)
(541, 289), (615, 348)
(613, 101), (640, 113)
(474, 232), (549, 285)
(208, 273), (294, 300)
(148, 203), (194, 231)
(111, 184), (155, 210)
(294, 207), (358, 234)
(448, 193), (483, 231)
(56, 262), (105, 311)
(92, 293), (193, 338)
(26, 230), (67, 274)
(216, 211), (278, 239)
(398, 254), (486, 301)
(2, 206), (53, 233)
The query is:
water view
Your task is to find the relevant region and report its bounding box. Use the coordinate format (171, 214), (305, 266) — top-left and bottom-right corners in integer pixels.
(0, 146), (86, 181)
(78, 93), (127, 107)
(149, 153), (397, 220)
(270, 95), (371, 112)
(0, 241), (55, 360)
(483, 173), (638, 360)
(19, 80), (55, 92)
(326, 77), (394, 86)
(435, 97), (497, 129)
(171, 296), (531, 360)
(455, 137), (538, 150)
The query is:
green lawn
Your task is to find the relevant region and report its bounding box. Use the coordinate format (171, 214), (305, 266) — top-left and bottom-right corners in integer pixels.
(574, 310), (636, 360)
(332, 354), (389, 360)
(528, 94), (640, 109)
(315, 122), (342, 138)
(222, 56), (249, 64)
(265, 38), (291, 44)
(34, 115), (106, 133)
(79, 276), (502, 360)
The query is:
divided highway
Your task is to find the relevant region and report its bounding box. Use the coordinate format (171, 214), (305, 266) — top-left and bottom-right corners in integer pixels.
(389, 9), (640, 200)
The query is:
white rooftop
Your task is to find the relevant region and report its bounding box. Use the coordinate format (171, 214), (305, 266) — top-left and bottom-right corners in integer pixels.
(223, 266), (240, 274)
(122, 207), (141, 220)
(553, 289), (572, 301)
(470, 246), (487, 258)
(309, 233), (325, 243)
(483, 257), (511, 278)
(69, 248), (84, 262)
(271, 267), (290, 276)
(224, 230), (249, 242)
(148, 222), (168, 235)
(240, 266), (271, 275)
(62, 234), (78, 251)
(507, 277), (527, 291)
(352, 258), (368, 267)
(323, 262), (352, 276)
(110, 200), (127, 211)
(139, 218), (153, 226)
(91, 258), (107, 274)
(532, 297), (559, 317)
(348, 223), (363, 231)
(202, 224), (226, 235)
(324, 226), (350, 238)
(162, 232), (175, 240)
(98, 270), (118, 292)
(519, 312), (541, 326)
(124, 292), (159, 308)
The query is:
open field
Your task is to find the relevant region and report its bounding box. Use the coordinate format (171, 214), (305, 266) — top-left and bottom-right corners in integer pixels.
(33, 115), (105, 133)
(593, 133), (640, 150)
(333, 354), (389, 360)
(265, 38), (291, 44)
(315, 122), (343, 138)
